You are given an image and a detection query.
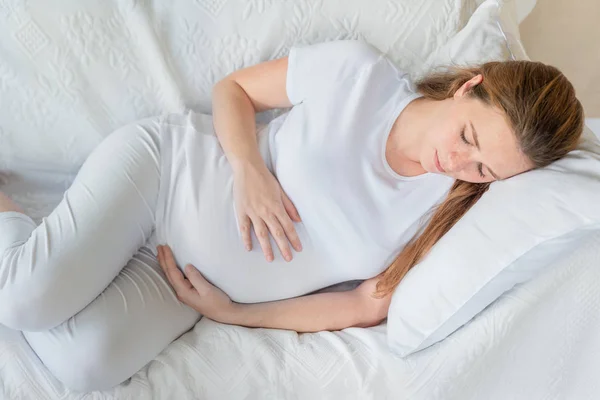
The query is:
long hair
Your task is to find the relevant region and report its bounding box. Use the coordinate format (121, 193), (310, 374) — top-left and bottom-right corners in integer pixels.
(375, 61), (585, 297)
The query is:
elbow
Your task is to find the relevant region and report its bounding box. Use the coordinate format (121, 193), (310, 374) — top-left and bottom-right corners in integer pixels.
(211, 79), (229, 97)
(212, 80), (258, 113)
(363, 299), (389, 328)
(373, 294), (391, 323)
(366, 304), (389, 328)
(212, 79), (237, 99)
(354, 311), (387, 329)
(355, 316), (386, 329)
(354, 282), (392, 328)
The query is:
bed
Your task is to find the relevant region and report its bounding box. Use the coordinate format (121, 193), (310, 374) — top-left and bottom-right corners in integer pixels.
(2, 0), (600, 398)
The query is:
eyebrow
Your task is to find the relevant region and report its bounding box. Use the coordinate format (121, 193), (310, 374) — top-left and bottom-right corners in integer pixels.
(470, 120), (502, 181)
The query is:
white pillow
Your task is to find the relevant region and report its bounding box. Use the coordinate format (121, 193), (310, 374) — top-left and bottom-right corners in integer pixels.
(418, 0), (528, 76)
(386, 0), (600, 357)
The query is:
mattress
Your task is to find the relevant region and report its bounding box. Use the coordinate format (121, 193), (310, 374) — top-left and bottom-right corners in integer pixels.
(2, 0), (600, 399)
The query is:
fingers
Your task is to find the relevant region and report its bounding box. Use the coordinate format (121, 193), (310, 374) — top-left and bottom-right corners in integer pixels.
(244, 208), (303, 262)
(275, 210), (303, 253)
(182, 264), (209, 293)
(282, 191), (302, 222)
(265, 215), (293, 262)
(157, 245), (194, 300)
(238, 214), (252, 251)
(280, 193), (303, 252)
(251, 218), (274, 262)
(239, 191), (303, 262)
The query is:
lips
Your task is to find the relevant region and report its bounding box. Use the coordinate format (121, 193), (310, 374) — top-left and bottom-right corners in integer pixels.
(434, 151), (446, 173)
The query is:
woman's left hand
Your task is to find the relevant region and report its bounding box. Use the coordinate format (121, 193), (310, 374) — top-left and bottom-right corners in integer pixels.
(157, 245), (236, 321)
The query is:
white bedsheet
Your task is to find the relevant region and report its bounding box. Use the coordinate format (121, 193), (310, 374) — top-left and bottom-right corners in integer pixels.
(2, 0), (600, 399)
(2, 230), (599, 399)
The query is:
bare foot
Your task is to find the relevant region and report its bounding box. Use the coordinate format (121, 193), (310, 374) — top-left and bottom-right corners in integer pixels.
(0, 190), (24, 213)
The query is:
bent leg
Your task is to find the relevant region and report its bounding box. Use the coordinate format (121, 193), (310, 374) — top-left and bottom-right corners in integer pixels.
(23, 247), (201, 392)
(0, 116), (163, 331)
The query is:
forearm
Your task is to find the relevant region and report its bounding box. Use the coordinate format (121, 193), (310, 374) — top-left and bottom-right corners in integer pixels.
(157, 244), (391, 332)
(221, 289), (383, 333)
(212, 81), (265, 173)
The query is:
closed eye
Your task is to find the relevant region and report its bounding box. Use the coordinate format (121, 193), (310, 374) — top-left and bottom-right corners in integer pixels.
(462, 127), (486, 178)
(460, 128), (470, 145)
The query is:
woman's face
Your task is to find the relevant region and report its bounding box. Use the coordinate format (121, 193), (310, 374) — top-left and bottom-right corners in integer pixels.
(420, 75), (533, 183)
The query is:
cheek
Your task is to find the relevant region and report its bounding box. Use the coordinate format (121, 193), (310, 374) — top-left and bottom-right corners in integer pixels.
(437, 129), (458, 153)
(427, 105), (462, 153)
(437, 112), (461, 145)
(428, 120), (451, 146)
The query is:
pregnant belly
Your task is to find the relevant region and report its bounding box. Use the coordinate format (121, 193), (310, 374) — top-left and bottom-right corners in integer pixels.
(167, 209), (347, 303)
(154, 167), (348, 302)
(152, 120), (379, 302)
(155, 171), (385, 303)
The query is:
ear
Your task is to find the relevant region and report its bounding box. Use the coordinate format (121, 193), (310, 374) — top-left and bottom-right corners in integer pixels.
(454, 74), (483, 99)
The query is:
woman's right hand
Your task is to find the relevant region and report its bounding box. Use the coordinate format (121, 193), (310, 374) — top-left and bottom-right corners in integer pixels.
(233, 161), (303, 262)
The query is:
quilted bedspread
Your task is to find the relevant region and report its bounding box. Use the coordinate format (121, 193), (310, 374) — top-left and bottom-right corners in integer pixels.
(1, 0), (600, 399)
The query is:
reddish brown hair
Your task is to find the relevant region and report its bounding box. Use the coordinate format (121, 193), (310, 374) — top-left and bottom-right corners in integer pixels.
(375, 61), (585, 297)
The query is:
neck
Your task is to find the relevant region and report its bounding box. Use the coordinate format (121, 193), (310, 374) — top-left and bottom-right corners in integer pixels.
(385, 97), (440, 176)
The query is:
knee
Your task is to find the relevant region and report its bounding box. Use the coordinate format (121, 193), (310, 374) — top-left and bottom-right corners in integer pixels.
(0, 252), (68, 331)
(0, 292), (64, 331)
(0, 279), (77, 332)
(0, 267), (67, 330)
(0, 258), (80, 331)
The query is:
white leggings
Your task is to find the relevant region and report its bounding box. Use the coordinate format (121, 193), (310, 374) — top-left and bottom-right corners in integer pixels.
(0, 116), (201, 392)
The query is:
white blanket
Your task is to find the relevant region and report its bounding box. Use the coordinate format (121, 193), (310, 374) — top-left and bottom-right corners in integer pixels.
(2, 0), (599, 398)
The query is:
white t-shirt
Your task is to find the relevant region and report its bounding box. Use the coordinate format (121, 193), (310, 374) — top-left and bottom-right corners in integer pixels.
(149, 40), (454, 303)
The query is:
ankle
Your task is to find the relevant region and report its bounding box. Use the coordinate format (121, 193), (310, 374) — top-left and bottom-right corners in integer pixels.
(0, 191), (24, 214)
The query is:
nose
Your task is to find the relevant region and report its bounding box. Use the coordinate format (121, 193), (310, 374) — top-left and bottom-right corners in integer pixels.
(446, 150), (470, 173)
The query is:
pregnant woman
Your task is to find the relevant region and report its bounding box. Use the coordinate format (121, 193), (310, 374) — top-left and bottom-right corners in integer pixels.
(0, 40), (583, 391)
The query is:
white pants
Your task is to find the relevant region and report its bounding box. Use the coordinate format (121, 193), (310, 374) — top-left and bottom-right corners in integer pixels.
(0, 116), (201, 392)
